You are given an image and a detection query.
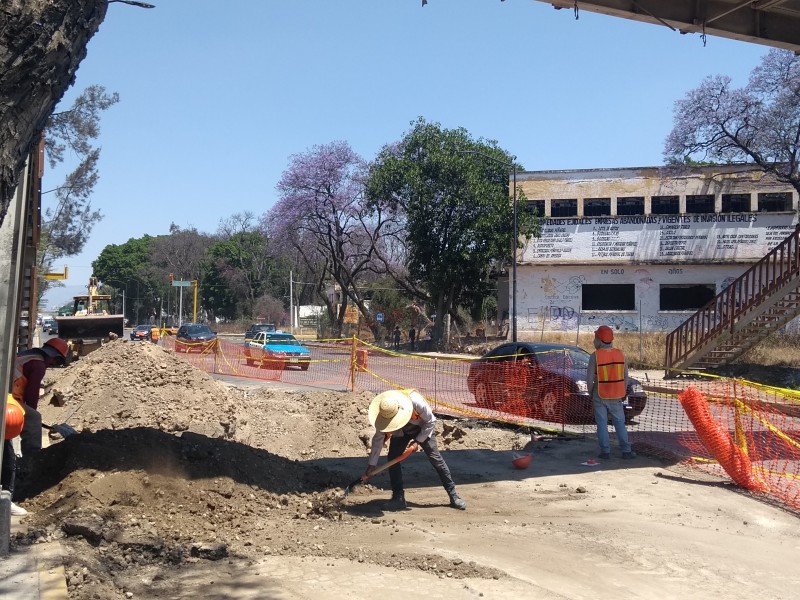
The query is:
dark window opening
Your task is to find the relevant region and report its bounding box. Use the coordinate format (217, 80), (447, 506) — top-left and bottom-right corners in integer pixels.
(660, 284), (715, 311)
(583, 198), (611, 217)
(582, 284), (635, 311)
(651, 196), (679, 215)
(617, 197), (644, 216)
(526, 200), (545, 217)
(551, 199), (577, 217)
(686, 195), (715, 214)
(721, 193), (750, 213)
(758, 192), (792, 212)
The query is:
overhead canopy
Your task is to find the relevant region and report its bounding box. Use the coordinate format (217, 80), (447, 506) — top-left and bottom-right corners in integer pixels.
(542, 1), (800, 53)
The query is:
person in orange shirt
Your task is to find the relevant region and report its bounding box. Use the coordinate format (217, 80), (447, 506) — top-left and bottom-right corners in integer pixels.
(586, 326), (636, 460)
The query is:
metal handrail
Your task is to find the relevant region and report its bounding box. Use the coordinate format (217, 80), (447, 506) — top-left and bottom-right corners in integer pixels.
(665, 225), (800, 371)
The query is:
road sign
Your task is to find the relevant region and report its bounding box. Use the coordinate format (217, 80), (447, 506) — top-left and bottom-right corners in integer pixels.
(172, 281), (192, 287)
(376, 313), (384, 323)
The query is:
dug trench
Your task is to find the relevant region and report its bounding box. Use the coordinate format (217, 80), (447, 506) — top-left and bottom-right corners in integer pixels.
(10, 341), (800, 599)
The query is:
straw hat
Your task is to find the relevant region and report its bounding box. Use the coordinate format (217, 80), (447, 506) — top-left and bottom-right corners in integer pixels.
(369, 390), (413, 433)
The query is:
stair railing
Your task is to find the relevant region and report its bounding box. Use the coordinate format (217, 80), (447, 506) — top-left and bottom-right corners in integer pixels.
(665, 225), (800, 372)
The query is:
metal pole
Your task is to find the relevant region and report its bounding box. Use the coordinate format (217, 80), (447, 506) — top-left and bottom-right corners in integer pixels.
(512, 164), (518, 343)
(289, 270), (293, 335)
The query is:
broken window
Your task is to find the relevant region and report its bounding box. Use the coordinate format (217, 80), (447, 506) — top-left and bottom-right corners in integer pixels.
(583, 198), (611, 217)
(685, 195), (715, 214)
(659, 284), (715, 311)
(551, 199), (577, 217)
(617, 197), (644, 216)
(721, 193), (751, 213)
(651, 196), (679, 215)
(758, 192), (792, 212)
(582, 284), (635, 311)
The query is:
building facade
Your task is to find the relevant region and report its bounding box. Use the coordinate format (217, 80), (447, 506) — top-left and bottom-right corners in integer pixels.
(508, 164), (799, 335)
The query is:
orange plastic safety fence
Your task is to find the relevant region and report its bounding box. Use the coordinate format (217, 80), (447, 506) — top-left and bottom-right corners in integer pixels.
(159, 334), (800, 513)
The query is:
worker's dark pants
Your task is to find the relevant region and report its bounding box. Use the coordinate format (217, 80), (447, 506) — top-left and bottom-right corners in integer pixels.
(387, 428), (456, 497)
(20, 404), (42, 457)
(1, 440), (16, 496)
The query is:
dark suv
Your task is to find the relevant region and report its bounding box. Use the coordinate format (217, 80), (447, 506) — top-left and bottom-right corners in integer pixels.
(244, 323), (276, 340)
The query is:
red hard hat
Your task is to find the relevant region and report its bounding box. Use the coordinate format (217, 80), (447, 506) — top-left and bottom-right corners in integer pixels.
(43, 337), (69, 361)
(595, 325), (614, 344)
(512, 453), (532, 470)
(5, 394), (25, 440)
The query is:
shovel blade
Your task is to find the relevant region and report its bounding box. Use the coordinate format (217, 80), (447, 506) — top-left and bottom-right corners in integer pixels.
(44, 423), (78, 437)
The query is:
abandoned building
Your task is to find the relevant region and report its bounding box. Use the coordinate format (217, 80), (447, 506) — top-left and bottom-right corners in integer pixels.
(501, 164), (799, 337)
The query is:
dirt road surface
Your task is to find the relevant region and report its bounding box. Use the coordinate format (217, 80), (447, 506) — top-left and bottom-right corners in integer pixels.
(10, 341), (800, 599)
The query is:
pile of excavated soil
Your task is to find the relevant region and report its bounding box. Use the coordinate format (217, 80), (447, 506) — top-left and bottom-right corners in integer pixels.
(14, 340), (525, 599)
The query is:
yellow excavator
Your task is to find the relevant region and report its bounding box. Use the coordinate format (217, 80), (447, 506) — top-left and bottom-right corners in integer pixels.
(55, 276), (125, 358)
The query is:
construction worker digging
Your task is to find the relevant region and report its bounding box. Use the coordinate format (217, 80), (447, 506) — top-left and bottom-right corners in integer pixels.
(366, 389), (466, 511)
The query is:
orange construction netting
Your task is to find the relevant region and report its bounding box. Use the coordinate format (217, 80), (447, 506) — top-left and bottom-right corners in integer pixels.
(157, 334), (800, 513)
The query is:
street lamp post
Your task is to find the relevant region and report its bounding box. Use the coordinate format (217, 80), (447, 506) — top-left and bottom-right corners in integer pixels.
(458, 150), (518, 342)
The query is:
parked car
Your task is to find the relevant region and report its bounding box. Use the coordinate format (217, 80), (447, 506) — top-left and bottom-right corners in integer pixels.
(175, 323), (218, 353)
(244, 323), (277, 341)
(130, 324), (152, 341)
(466, 342), (647, 424)
(244, 331), (311, 370)
(42, 319), (58, 335)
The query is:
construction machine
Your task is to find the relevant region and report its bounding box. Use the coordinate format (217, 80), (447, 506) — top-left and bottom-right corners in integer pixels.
(55, 276), (125, 358)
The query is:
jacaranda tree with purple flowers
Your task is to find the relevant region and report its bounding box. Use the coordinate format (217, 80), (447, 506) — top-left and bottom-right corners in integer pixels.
(664, 49), (800, 198)
(265, 141), (402, 338)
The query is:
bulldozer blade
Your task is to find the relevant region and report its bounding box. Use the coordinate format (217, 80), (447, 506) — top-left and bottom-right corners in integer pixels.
(56, 314), (124, 341)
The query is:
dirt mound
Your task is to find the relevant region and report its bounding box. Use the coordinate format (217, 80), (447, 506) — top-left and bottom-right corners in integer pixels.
(15, 341), (522, 599)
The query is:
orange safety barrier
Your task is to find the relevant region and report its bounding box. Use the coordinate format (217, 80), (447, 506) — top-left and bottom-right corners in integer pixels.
(159, 334), (800, 514)
(678, 386), (767, 493)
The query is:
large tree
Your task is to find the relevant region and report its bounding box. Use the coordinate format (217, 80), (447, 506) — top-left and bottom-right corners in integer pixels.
(38, 85), (119, 298)
(365, 118), (538, 346)
(266, 141), (398, 338)
(664, 49), (800, 197)
(0, 1), (111, 226)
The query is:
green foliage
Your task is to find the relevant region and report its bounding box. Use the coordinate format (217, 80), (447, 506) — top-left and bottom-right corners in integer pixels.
(365, 118), (538, 342)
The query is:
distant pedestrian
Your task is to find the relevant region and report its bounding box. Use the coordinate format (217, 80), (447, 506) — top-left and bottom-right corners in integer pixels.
(408, 326), (416, 350)
(587, 326), (636, 460)
(393, 326), (401, 351)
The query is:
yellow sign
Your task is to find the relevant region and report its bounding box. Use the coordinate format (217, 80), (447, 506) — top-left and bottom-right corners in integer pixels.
(344, 305), (359, 324)
(43, 266), (69, 281)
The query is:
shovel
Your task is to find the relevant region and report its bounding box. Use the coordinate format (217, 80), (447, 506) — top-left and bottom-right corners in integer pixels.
(343, 441), (418, 498)
(43, 422), (78, 438)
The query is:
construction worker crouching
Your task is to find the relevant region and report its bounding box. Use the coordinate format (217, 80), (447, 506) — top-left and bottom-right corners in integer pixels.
(366, 389), (466, 511)
(2, 394), (27, 516)
(12, 338), (69, 460)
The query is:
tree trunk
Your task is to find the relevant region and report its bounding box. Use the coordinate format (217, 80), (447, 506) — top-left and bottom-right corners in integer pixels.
(0, 0), (108, 226)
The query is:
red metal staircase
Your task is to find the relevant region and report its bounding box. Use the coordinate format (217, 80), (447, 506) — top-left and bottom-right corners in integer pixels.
(665, 225), (800, 374)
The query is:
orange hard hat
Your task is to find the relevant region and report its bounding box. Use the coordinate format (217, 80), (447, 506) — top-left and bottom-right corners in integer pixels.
(5, 394), (25, 440)
(512, 452), (532, 470)
(43, 337), (69, 361)
(595, 325), (614, 344)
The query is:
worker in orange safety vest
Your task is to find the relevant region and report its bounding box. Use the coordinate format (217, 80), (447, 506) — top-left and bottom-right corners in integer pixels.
(2, 395), (28, 516)
(586, 326), (636, 461)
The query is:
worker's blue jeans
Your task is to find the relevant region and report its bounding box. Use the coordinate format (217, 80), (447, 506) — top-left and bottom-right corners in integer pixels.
(593, 399), (632, 454)
(387, 428), (456, 497)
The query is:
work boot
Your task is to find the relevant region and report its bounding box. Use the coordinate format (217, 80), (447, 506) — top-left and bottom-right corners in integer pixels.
(622, 451), (637, 460)
(383, 493), (407, 511)
(10, 502), (29, 517)
(448, 492), (466, 510)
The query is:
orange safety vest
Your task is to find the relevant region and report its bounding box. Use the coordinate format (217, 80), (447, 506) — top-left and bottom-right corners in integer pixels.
(12, 352), (45, 405)
(595, 348), (626, 400)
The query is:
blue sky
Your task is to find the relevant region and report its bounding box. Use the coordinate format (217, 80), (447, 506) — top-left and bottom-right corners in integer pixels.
(41, 0), (769, 309)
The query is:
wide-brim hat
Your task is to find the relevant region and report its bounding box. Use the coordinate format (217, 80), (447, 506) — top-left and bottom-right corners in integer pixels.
(368, 390), (413, 433)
